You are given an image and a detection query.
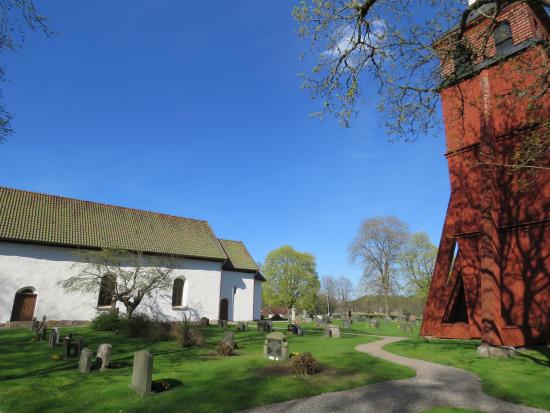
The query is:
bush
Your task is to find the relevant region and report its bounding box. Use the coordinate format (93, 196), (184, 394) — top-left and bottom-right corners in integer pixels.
(123, 313), (152, 338)
(148, 320), (173, 342)
(216, 341), (233, 356)
(91, 311), (123, 332)
(291, 352), (319, 376)
(171, 318), (204, 347)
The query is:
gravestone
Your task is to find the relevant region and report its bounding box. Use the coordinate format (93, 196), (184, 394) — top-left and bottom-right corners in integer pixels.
(79, 348), (93, 374)
(329, 326), (341, 338)
(74, 337), (85, 358)
(63, 335), (73, 358)
(257, 320), (266, 331)
(323, 325), (331, 337)
(52, 327), (61, 345)
(305, 317), (313, 323)
(97, 344), (112, 370)
(218, 320), (228, 328)
(343, 319), (352, 329)
(374, 319), (381, 329)
(30, 317), (38, 331)
(265, 321), (273, 332)
(200, 317), (209, 327)
(38, 324), (47, 341)
(129, 351), (153, 396)
(223, 331), (235, 348)
(296, 326), (304, 336)
(48, 329), (58, 349)
(236, 322), (247, 331)
(263, 332), (289, 361)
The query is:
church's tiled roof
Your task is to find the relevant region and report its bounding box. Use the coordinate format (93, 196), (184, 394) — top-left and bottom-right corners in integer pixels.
(219, 239), (259, 273)
(0, 186), (231, 261)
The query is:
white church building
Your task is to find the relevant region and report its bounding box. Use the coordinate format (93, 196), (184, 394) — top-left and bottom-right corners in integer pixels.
(0, 186), (264, 325)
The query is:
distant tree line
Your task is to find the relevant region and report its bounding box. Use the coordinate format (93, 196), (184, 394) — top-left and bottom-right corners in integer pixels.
(261, 215), (437, 319)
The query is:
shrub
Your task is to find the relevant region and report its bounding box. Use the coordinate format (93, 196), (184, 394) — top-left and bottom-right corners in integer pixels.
(171, 318), (204, 347)
(291, 352), (319, 376)
(216, 341), (233, 356)
(123, 313), (152, 338)
(91, 311), (123, 332)
(148, 320), (173, 342)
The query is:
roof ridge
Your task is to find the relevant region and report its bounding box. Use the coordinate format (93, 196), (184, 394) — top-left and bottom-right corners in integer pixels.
(0, 185), (208, 224)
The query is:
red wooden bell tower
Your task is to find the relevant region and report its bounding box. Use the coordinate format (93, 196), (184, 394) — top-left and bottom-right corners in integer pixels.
(421, 1), (550, 347)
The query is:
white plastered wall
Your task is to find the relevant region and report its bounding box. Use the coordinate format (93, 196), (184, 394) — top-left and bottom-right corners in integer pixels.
(220, 270), (256, 321)
(0, 241), (223, 323)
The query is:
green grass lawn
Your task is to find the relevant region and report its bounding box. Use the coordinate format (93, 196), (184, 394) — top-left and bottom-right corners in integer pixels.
(0, 326), (414, 413)
(386, 338), (550, 411)
(273, 319), (421, 337)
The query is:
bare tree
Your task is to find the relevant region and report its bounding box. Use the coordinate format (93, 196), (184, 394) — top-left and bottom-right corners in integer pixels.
(321, 275), (337, 315)
(335, 276), (354, 309)
(293, 0), (549, 169)
(59, 249), (174, 318)
(349, 216), (409, 316)
(0, 0), (52, 143)
(399, 232), (437, 300)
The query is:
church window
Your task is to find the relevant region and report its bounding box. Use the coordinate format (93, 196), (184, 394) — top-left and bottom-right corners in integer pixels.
(172, 278), (185, 307)
(98, 274), (116, 308)
(493, 21), (514, 57)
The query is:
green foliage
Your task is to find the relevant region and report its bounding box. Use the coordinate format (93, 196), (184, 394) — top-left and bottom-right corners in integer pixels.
(400, 232), (438, 300)
(291, 352), (319, 376)
(90, 311), (123, 332)
(262, 245), (320, 312)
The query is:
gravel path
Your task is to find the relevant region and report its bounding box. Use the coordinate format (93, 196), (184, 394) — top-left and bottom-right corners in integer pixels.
(241, 336), (549, 413)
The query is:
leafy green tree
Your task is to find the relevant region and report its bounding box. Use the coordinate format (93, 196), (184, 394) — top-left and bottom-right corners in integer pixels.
(262, 245), (320, 318)
(400, 232), (438, 300)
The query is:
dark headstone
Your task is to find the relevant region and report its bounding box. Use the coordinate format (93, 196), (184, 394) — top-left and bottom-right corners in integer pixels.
(63, 336), (73, 358)
(343, 319), (352, 329)
(30, 317), (38, 331)
(296, 326), (304, 336)
(236, 321), (247, 331)
(200, 317), (209, 327)
(263, 332), (289, 361)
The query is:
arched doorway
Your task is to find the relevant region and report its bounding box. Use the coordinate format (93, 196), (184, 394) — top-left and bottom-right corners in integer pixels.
(10, 287), (37, 322)
(219, 298), (229, 321)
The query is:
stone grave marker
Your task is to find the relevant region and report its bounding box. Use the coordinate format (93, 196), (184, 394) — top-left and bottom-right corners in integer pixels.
(263, 332), (289, 361)
(200, 317), (209, 327)
(74, 337), (85, 358)
(130, 351), (153, 396)
(79, 348), (93, 373)
(63, 334), (73, 358)
(343, 319), (352, 329)
(218, 320), (228, 328)
(52, 327), (61, 345)
(374, 319), (381, 329)
(264, 321), (273, 332)
(236, 322), (247, 331)
(329, 326), (341, 338)
(30, 317), (38, 331)
(296, 326), (304, 336)
(97, 344), (112, 370)
(48, 329), (57, 348)
(223, 331), (235, 348)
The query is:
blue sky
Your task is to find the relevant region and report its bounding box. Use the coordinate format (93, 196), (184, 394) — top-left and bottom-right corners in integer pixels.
(0, 1), (450, 290)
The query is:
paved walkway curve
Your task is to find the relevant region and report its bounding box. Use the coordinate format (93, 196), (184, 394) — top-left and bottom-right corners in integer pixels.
(241, 336), (549, 413)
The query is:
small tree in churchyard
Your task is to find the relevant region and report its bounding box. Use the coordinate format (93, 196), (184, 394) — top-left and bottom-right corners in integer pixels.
(263, 246), (320, 320)
(59, 249), (174, 318)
